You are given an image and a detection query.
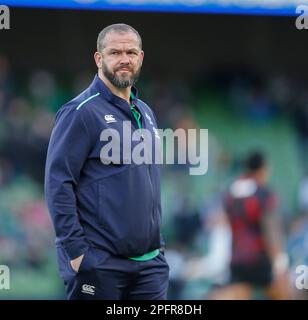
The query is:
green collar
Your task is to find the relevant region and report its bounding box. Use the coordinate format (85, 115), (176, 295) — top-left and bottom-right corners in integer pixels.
(130, 91), (142, 129)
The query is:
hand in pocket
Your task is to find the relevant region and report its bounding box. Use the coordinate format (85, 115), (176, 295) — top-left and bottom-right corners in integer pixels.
(70, 254), (85, 272)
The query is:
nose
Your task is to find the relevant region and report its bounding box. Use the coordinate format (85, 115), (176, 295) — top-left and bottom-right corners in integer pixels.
(119, 53), (130, 65)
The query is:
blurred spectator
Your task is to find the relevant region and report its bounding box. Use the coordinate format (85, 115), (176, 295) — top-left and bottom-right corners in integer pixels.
(210, 151), (290, 299)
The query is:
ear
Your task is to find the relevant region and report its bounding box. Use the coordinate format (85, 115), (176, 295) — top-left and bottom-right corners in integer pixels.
(94, 52), (102, 68)
(140, 50), (144, 64)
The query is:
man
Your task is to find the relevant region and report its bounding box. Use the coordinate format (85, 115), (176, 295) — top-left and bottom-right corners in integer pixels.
(211, 151), (289, 299)
(45, 24), (169, 300)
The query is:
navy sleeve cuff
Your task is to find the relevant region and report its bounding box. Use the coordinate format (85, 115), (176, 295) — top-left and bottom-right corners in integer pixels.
(64, 239), (90, 260)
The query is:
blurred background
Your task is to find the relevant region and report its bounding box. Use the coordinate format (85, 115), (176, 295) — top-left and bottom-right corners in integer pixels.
(1, 0), (308, 299)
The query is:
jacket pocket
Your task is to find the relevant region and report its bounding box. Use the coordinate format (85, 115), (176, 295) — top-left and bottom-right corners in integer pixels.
(76, 247), (95, 273)
(63, 247), (96, 274)
(78, 247), (111, 273)
(56, 246), (79, 281)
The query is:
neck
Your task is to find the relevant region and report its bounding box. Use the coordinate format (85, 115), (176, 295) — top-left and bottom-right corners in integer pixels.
(246, 171), (266, 185)
(98, 71), (131, 104)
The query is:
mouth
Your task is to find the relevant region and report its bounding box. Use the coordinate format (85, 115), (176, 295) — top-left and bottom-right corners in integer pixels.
(117, 67), (131, 72)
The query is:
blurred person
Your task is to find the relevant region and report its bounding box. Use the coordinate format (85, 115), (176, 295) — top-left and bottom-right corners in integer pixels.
(210, 151), (290, 299)
(45, 24), (169, 300)
(185, 197), (231, 284)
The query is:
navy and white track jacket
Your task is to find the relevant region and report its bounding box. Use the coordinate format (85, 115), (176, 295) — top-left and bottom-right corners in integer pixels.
(45, 75), (163, 260)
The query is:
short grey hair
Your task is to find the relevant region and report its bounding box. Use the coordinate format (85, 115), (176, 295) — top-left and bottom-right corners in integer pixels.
(97, 23), (142, 52)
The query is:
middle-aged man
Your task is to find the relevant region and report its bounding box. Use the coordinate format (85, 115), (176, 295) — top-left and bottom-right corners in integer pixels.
(45, 23), (169, 300)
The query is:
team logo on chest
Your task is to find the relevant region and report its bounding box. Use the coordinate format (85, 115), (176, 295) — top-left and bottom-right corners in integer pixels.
(105, 114), (117, 124)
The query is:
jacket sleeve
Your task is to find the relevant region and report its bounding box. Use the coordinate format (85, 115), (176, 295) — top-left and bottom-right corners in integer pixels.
(44, 105), (91, 260)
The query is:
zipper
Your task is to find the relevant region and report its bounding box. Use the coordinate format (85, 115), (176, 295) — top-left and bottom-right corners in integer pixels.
(129, 101), (144, 140)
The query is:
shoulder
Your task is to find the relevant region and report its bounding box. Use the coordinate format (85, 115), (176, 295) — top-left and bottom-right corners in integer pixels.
(257, 185), (277, 209)
(257, 184), (274, 198)
(55, 88), (101, 123)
